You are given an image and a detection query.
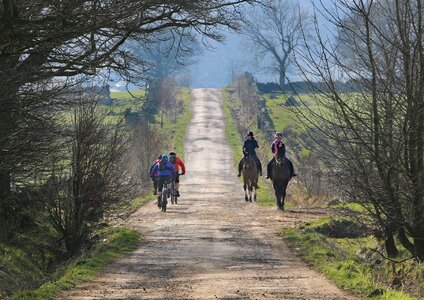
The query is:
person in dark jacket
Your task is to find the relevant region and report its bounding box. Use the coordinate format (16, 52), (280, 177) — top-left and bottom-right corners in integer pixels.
(150, 154), (176, 207)
(266, 132), (296, 180)
(237, 131), (262, 177)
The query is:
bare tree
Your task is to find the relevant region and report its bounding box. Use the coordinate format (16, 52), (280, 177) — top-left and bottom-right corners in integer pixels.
(298, 0), (424, 260)
(129, 123), (166, 191)
(42, 96), (131, 256)
(242, 0), (310, 87)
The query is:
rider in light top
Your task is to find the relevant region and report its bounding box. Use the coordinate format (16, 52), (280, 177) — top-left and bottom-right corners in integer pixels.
(266, 132), (296, 180)
(168, 152), (185, 197)
(150, 154), (176, 207)
(237, 131), (262, 177)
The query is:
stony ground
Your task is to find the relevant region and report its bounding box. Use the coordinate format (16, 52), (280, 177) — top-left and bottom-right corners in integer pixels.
(58, 88), (359, 300)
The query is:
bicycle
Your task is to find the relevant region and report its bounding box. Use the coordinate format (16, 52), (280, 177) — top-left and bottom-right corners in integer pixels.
(160, 180), (171, 212)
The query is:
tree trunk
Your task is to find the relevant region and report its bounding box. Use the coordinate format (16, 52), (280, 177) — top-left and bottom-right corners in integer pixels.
(384, 229), (399, 258)
(397, 227), (415, 255)
(279, 68), (286, 88)
(414, 235), (424, 261)
(0, 171), (11, 242)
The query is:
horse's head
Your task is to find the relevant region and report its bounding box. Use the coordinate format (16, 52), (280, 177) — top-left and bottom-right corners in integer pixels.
(243, 150), (255, 169)
(275, 152), (285, 165)
(275, 157), (284, 166)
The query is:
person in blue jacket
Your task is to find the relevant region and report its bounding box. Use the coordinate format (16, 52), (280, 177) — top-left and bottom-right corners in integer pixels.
(150, 154), (176, 207)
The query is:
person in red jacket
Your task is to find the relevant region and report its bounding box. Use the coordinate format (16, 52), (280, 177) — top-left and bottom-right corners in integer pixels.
(169, 152), (185, 197)
(149, 154), (162, 195)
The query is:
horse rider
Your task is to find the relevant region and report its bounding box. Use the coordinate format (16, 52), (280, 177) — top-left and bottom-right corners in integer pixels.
(150, 154), (176, 207)
(237, 131), (263, 177)
(149, 154), (162, 195)
(168, 151), (185, 197)
(266, 132), (296, 180)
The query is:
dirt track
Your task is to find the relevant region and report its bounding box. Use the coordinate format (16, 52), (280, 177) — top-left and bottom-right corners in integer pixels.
(58, 88), (359, 299)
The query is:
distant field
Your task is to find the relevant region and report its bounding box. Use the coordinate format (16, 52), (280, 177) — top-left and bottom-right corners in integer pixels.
(110, 90), (146, 99)
(263, 93), (316, 132)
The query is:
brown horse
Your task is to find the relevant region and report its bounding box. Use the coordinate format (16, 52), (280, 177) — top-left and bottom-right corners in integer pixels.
(271, 154), (292, 210)
(242, 152), (259, 202)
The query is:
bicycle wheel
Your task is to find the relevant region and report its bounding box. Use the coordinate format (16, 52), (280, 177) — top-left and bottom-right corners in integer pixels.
(161, 189), (167, 212)
(170, 182), (175, 204)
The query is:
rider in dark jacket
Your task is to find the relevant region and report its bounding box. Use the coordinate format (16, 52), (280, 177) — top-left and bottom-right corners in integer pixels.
(237, 131), (262, 177)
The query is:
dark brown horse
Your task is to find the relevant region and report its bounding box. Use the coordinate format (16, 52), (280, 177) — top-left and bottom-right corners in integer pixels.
(271, 154), (292, 210)
(242, 152), (259, 202)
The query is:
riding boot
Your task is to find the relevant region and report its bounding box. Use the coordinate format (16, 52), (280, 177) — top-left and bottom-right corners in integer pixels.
(255, 157), (263, 176)
(237, 159), (243, 177)
(288, 159), (297, 177)
(266, 159), (273, 179)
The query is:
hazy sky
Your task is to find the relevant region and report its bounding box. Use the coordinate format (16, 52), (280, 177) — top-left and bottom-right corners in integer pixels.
(190, 0), (335, 88)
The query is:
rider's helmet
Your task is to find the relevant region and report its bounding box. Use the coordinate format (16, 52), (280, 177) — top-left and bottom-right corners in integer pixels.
(157, 154), (162, 160)
(161, 154), (169, 161)
(275, 132), (283, 137)
(168, 152), (177, 163)
(247, 131), (254, 137)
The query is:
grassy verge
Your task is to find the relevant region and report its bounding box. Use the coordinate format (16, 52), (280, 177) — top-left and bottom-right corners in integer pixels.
(164, 88), (192, 160)
(0, 243), (45, 298)
(11, 227), (141, 300)
(283, 219), (420, 300)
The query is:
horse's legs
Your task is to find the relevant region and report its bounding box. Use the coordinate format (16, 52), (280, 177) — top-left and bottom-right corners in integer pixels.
(248, 183), (253, 202)
(280, 181), (289, 210)
(273, 182), (282, 208)
(243, 178), (249, 202)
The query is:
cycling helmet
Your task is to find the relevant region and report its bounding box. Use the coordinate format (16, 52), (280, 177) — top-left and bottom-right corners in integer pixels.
(157, 154), (162, 159)
(275, 132), (283, 137)
(161, 154), (169, 161)
(169, 152), (176, 156)
(247, 131), (254, 137)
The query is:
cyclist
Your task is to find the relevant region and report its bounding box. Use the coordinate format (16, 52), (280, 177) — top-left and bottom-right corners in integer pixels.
(150, 154), (176, 207)
(168, 152), (185, 197)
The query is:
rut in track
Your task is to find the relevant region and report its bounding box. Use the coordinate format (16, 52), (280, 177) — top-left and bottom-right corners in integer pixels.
(58, 88), (359, 300)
